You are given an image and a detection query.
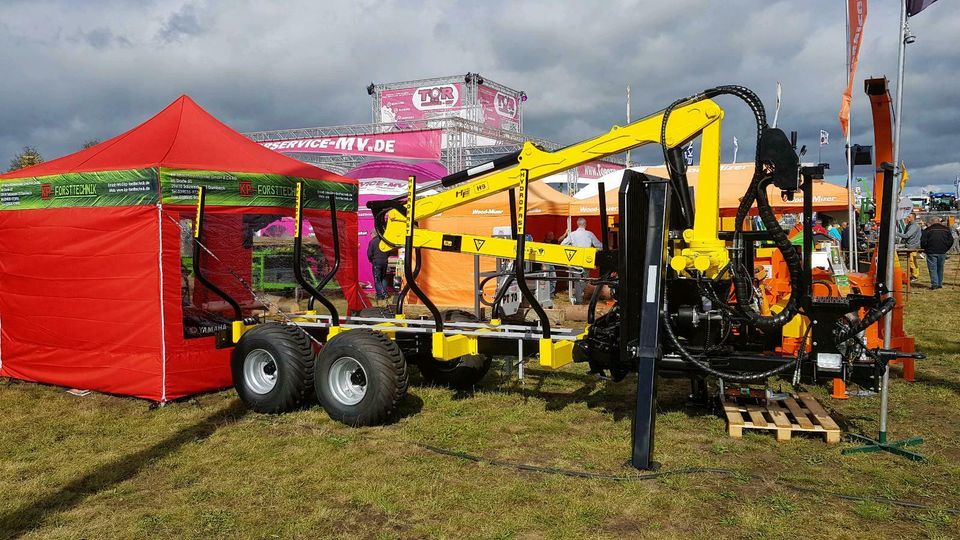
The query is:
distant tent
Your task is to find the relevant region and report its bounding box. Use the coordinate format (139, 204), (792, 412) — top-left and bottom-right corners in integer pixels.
(570, 163), (851, 217)
(572, 167), (647, 199)
(0, 95), (361, 401)
(414, 183), (577, 307)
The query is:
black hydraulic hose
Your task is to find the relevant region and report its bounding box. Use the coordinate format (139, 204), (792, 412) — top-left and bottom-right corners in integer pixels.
(307, 195), (341, 313)
(731, 178), (803, 330)
(586, 273), (610, 325)
(395, 247), (423, 314)
(661, 308), (801, 382)
(193, 238), (243, 322)
(440, 151), (521, 188)
(673, 85), (798, 331)
(480, 273), (613, 309)
(834, 296), (895, 343)
(489, 272), (515, 318)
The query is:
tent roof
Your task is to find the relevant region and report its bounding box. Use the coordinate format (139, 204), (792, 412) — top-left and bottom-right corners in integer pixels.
(570, 163), (850, 216)
(437, 181), (577, 218)
(1, 95), (353, 184)
(572, 167), (647, 199)
(344, 160), (447, 181)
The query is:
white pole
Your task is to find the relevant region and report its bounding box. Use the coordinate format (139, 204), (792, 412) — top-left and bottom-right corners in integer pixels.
(880, 1), (910, 441)
(626, 85), (632, 167)
(732, 139), (738, 164)
(772, 81), (782, 128)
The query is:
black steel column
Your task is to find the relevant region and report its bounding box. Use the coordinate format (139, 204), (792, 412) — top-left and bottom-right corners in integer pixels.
(620, 171), (671, 470)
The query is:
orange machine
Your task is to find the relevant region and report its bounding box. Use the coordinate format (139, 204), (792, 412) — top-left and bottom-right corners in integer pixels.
(754, 77), (915, 398)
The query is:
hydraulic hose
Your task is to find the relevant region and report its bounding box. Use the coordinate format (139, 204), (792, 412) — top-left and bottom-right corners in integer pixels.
(660, 86), (800, 332)
(731, 177), (803, 330)
(661, 308), (803, 382)
(834, 296), (895, 343)
(656, 85), (804, 381)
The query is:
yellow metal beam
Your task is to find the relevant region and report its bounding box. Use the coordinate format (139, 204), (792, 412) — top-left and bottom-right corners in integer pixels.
(381, 99), (725, 268)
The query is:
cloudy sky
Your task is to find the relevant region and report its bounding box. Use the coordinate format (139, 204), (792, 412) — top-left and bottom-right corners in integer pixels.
(1, 0), (957, 193)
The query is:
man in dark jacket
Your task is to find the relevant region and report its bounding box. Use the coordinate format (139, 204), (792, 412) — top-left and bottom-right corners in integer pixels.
(367, 231), (393, 301)
(920, 217), (954, 289)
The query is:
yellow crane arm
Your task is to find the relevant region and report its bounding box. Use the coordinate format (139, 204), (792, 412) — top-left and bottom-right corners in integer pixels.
(381, 98), (725, 269)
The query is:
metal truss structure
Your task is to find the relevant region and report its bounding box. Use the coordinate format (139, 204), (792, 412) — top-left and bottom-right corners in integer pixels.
(245, 73), (624, 192)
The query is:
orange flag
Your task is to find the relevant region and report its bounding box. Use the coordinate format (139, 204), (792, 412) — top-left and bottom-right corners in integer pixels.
(839, 0), (868, 138)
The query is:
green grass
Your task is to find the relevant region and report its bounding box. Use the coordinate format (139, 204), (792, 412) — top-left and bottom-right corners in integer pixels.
(2, 259), (959, 539)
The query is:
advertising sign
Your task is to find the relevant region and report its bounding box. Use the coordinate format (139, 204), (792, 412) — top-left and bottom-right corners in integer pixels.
(379, 84), (463, 122)
(477, 85), (520, 132)
(0, 168), (158, 210)
(577, 161), (624, 180)
(159, 169), (357, 211)
(261, 130), (442, 161)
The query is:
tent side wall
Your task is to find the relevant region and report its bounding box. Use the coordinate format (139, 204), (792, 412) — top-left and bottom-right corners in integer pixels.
(0, 205), (165, 399)
(159, 211), (233, 400)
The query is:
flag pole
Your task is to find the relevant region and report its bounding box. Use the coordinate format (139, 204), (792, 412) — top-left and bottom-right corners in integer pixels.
(625, 85), (632, 167)
(845, 0), (859, 268)
(844, 0), (924, 462)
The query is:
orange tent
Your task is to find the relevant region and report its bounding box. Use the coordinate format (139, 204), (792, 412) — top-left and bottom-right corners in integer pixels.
(570, 163), (850, 218)
(413, 183), (576, 307)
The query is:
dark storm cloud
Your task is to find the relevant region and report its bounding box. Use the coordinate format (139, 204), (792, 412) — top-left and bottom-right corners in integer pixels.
(0, 0), (956, 191)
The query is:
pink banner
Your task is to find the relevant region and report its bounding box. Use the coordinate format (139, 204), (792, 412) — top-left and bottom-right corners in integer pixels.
(261, 130), (442, 160)
(477, 85), (520, 132)
(379, 83), (463, 122)
(577, 161), (624, 180)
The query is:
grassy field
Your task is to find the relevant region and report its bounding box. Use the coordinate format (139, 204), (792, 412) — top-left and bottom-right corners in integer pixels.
(2, 259), (959, 539)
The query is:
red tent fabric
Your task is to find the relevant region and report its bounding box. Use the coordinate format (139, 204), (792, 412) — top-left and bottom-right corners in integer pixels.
(0, 95), (340, 181)
(0, 96), (363, 401)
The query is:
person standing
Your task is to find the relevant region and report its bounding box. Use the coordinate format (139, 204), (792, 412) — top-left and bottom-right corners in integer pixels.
(896, 213), (922, 282)
(367, 230), (393, 303)
(561, 218), (602, 304)
(827, 219), (842, 244)
(920, 217), (954, 289)
(542, 230), (559, 296)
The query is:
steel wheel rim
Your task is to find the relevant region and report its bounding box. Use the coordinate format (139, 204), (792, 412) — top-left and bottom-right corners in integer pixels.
(244, 349), (278, 395)
(328, 356), (367, 406)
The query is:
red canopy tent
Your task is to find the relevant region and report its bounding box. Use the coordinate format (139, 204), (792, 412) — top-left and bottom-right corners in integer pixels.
(0, 95), (362, 401)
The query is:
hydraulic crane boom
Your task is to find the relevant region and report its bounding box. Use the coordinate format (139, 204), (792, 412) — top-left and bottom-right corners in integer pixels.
(379, 99), (727, 272)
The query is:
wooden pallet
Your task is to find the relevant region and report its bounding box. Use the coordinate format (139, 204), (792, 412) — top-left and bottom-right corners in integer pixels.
(723, 392), (841, 443)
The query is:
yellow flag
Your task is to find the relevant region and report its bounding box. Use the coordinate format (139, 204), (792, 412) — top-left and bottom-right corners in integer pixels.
(900, 162), (909, 190)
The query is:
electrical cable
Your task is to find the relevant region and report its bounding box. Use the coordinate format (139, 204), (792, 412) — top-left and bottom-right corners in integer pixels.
(413, 442), (739, 481)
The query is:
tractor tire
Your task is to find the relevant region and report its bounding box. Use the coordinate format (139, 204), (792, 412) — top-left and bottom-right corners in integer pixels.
(416, 309), (493, 390)
(315, 329), (408, 426)
(232, 323), (314, 414)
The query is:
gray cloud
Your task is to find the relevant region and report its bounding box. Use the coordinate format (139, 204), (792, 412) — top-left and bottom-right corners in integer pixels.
(157, 2), (207, 43)
(0, 0), (956, 192)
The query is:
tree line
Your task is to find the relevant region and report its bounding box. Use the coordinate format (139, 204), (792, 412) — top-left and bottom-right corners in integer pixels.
(6, 140), (100, 173)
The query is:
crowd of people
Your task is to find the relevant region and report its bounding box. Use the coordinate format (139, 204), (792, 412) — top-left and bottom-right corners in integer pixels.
(895, 213), (957, 290)
(818, 212), (958, 290)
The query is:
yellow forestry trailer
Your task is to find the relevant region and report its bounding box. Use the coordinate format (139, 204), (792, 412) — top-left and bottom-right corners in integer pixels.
(197, 85), (918, 468)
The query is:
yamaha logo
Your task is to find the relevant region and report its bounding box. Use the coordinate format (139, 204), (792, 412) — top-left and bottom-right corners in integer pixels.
(413, 85), (459, 111)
